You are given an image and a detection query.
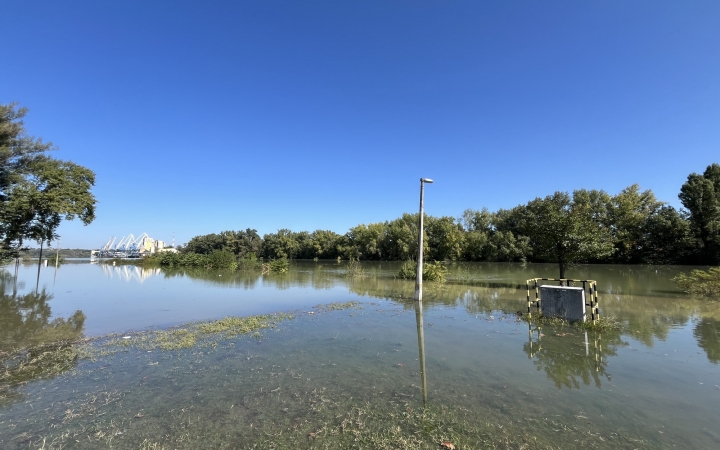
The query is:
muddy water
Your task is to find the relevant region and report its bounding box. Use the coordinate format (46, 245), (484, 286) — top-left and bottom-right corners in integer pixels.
(1, 261), (719, 448)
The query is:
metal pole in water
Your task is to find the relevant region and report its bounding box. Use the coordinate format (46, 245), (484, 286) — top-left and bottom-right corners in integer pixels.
(415, 178), (433, 301)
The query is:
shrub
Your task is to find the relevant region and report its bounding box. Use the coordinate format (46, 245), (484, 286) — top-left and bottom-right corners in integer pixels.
(343, 258), (365, 278)
(264, 258), (289, 273)
(397, 260), (447, 282)
(673, 267), (720, 297)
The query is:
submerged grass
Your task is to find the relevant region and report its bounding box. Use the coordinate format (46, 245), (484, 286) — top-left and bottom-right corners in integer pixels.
(313, 301), (361, 312)
(519, 313), (621, 331)
(1, 311), (297, 402)
(100, 312), (295, 353)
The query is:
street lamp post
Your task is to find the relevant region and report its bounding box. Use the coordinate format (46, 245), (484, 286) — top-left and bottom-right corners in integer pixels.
(415, 178), (433, 301)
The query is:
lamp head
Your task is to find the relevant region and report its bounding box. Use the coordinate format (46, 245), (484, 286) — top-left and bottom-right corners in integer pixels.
(421, 178), (434, 184)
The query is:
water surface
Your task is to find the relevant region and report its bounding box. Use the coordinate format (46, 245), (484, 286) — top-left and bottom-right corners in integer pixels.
(1, 261), (719, 448)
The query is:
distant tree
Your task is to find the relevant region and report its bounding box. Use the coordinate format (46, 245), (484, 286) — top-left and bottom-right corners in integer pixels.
(640, 206), (695, 264)
(426, 216), (465, 261)
(679, 163), (720, 264)
(220, 229), (263, 258)
(606, 185), (664, 263)
(461, 208), (495, 233)
(0, 103), (96, 262)
(521, 192), (614, 279)
(308, 230), (342, 259)
(385, 213), (423, 261)
(344, 222), (387, 260)
(460, 209), (529, 262)
(183, 233), (225, 255)
(263, 229), (300, 259)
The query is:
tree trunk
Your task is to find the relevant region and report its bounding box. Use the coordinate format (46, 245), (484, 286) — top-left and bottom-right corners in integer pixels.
(558, 260), (566, 285)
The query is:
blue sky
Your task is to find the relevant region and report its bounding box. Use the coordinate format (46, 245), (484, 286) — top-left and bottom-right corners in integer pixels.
(2, 1), (719, 249)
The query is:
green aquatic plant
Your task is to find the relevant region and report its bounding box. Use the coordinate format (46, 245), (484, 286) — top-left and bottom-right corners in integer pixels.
(263, 257), (289, 273)
(343, 258), (366, 278)
(519, 313), (621, 331)
(313, 301), (361, 311)
(397, 260), (447, 283)
(673, 267), (720, 297)
(98, 312), (295, 354)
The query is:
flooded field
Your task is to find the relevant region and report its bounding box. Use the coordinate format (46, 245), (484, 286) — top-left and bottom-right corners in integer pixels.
(1, 261), (719, 449)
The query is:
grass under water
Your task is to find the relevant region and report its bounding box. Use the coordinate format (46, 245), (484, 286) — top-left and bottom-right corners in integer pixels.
(1, 301), (680, 449)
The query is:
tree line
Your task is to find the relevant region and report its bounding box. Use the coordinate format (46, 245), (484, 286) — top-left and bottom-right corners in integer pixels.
(182, 163), (720, 272)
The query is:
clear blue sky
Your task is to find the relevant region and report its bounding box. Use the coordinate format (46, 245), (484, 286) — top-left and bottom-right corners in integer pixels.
(2, 1), (719, 249)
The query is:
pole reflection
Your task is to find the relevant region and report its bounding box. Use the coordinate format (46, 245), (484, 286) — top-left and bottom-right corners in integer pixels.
(414, 291), (428, 407)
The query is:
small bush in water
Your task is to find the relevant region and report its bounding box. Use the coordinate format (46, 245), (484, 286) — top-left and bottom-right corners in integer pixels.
(673, 267), (720, 297)
(264, 258), (289, 273)
(397, 260), (447, 282)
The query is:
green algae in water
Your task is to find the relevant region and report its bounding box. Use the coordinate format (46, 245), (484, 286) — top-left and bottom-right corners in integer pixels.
(97, 312), (295, 354)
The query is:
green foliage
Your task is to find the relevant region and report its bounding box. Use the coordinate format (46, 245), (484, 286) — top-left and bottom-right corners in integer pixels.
(397, 260), (447, 282)
(673, 267), (720, 297)
(343, 258), (365, 278)
(0, 103), (97, 261)
(641, 206), (695, 264)
(174, 163), (719, 266)
(264, 257), (289, 273)
(679, 163), (720, 264)
(520, 313), (621, 331)
(183, 229), (263, 258)
(606, 185), (664, 263)
(152, 250), (239, 270)
(236, 253), (262, 271)
(520, 191), (615, 278)
(263, 229), (300, 259)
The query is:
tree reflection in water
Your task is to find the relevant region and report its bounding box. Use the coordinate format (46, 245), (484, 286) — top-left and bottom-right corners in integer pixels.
(523, 322), (625, 389)
(0, 271), (85, 406)
(693, 318), (720, 364)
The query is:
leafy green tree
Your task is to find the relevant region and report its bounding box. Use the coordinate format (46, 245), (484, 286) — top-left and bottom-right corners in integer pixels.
(462, 230), (490, 261)
(640, 206), (694, 264)
(493, 204), (528, 237)
(521, 192), (614, 279)
(183, 233), (225, 255)
(461, 208), (495, 233)
(294, 231), (315, 259)
(220, 229), (263, 258)
(344, 222), (387, 260)
(679, 163), (720, 264)
(0, 103), (96, 261)
(606, 185), (664, 263)
(461, 208), (530, 262)
(426, 216), (465, 261)
(308, 230), (342, 259)
(384, 213), (423, 261)
(263, 229), (300, 259)
(485, 230), (530, 262)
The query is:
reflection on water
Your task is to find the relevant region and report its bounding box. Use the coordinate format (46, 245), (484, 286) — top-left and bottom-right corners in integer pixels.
(524, 322), (623, 389)
(1, 261), (720, 448)
(414, 295), (428, 406)
(694, 318), (720, 364)
(100, 264), (163, 282)
(0, 271), (85, 406)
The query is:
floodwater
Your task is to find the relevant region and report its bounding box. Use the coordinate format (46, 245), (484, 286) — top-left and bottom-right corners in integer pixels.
(1, 260), (719, 449)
